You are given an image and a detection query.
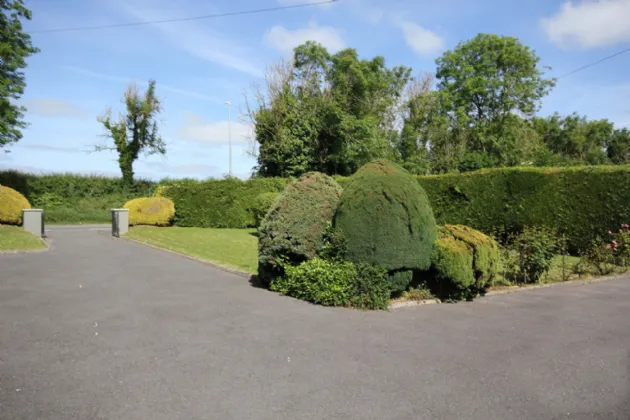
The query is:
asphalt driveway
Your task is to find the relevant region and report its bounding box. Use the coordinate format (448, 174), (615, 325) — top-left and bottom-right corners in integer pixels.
(1, 227), (629, 420)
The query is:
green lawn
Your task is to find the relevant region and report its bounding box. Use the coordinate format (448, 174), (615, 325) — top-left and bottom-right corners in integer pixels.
(0, 225), (47, 252)
(125, 227), (259, 273)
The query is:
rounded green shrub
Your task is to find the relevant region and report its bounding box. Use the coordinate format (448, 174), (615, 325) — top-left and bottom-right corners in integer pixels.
(250, 192), (280, 228)
(429, 225), (499, 300)
(443, 224), (499, 284)
(123, 197), (175, 226)
(0, 184), (30, 225)
(258, 172), (342, 284)
(431, 234), (475, 298)
(334, 159), (437, 292)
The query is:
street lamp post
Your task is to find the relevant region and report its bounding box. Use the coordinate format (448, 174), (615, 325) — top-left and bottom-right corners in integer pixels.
(225, 101), (232, 177)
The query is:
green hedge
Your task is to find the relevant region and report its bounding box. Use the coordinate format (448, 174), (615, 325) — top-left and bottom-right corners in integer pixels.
(161, 177), (290, 228)
(0, 170), (155, 224)
(417, 166), (630, 251)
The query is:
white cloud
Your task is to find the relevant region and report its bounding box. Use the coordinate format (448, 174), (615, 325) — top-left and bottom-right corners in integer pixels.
(63, 66), (222, 103)
(541, 0), (630, 49)
(178, 112), (251, 145)
(264, 22), (346, 53)
(24, 98), (88, 118)
(399, 22), (445, 56)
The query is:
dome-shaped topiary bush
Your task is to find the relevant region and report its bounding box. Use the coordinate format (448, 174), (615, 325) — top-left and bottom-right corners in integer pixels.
(123, 197), (175, 226)
(429, 225), (499, 301)
(258, 172), (342, 285)
(0, 184), (30, 225)
(334, 159), (437, 293)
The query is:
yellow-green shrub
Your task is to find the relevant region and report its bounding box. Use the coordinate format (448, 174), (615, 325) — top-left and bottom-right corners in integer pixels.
(0, 185), (30, 225)
(123, 197), (175, 226)
(428, 225), (499, 301)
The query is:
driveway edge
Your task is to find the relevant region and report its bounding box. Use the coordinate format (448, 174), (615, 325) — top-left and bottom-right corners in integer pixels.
(119, 235), (254, 279)
(485, 272), (629, 296)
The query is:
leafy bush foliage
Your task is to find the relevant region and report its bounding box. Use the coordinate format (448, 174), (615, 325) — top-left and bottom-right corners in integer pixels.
(271, 258), (389, 310)
(428, 225), (499, 301)
(250, 192), (280, 228)
(0, 185), (30, 225)
(417, 165), (630, 252)
(160, 177), (289, 228)
(258, 172), (342, 284)
(334, 159), (437, 280)
(507, 226), (559, 283)
(123, 197), (175, 226)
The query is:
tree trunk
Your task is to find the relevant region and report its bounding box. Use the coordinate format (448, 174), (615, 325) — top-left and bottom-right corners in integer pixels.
(119, 156), (134, 184)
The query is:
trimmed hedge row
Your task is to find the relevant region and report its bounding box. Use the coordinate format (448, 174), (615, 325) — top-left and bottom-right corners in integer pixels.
(0, 170), (155, 201)
(5, 166), (630, 250)
(160, 177), (289, 228)
(417, 166), (630, 251)
(0, 171), (155, 223)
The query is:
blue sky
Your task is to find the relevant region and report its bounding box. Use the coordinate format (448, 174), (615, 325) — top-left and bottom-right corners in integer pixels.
(2, 0), (629, 180)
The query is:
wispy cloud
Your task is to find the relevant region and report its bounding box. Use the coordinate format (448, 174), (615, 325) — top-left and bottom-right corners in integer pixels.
(265, 22), (346, 53)
(177, 111), (251, 145)
(541, 0), (630, 49)
(24, 98), (88, 118)
(115, 0), (262, 76)
(19, 144), (87, 154)
(63, 66), (222, 103)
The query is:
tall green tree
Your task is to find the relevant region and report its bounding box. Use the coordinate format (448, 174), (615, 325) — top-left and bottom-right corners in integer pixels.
(97, 81), (165, 184)
(533, 113), (613, 164)
(606, 128), (630, 164)
(0, 0), (39, 149)
(247, 41), (411, 177)
(435, 33), (555, 166)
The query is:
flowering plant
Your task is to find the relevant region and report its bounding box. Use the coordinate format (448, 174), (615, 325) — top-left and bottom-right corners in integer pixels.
(605, 224), (630, 266)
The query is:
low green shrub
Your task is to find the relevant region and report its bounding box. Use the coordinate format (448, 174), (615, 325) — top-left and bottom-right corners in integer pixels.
(508, 226), (559, 283)
(250, 192), (280, 228)
(431, 235), (476, 300)
(271, 258), (389, 310)
(427, 225), (499, 301)
(258, 172), (342, 285)
(443, 224), (499, 285)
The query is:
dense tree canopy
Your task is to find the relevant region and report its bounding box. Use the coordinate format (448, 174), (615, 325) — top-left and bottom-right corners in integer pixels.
(0, 0), (39, 149)
(247, 35), (628, 178)
(247, 41), (411, 177)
